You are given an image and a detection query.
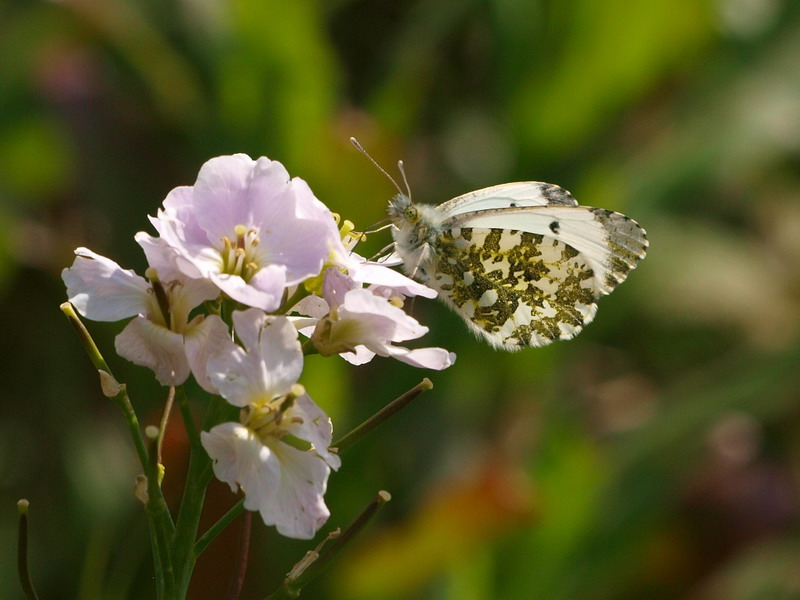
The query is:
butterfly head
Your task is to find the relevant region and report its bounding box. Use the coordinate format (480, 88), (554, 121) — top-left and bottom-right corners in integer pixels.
(387, 193), (421, 230)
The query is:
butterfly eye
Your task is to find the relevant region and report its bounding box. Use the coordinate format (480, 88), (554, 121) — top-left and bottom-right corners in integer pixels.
(403, 205), (419, 224)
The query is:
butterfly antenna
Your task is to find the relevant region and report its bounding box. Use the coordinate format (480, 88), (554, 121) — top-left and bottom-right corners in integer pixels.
(350, 137), (406, 197)
(397, 160), (412, 201)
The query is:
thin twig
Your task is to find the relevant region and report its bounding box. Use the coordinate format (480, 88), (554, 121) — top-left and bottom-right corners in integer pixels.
(332, 378), (433, 453)
(157, 387), (176, 464)
(264, 491), (391, 600)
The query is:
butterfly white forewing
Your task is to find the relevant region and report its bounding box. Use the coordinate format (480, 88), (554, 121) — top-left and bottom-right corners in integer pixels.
(436, 181), (579, 215)
(387, 182), (648, 350)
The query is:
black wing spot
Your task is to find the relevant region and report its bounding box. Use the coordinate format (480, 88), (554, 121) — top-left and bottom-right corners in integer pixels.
(539, 184), (576, 206)
(549, 220), (560, 234)
(510, 202), (518, 207)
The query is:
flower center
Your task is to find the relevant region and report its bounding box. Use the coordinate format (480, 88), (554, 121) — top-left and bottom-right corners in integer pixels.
(245, 402), (281, 437)
(339, 219), (364, 252)
(220, 225), (261, 281)
(243, 384), (306, 443)
(145, 268), (174, 329)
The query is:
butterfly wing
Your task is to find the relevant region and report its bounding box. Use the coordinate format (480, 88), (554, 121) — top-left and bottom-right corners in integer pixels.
(426, 225), (596, 349)
(422, 205), (646, 349)
(436, 182), (578, 217)
(446, 205), (647, 295)
(389, 180), (646, 349)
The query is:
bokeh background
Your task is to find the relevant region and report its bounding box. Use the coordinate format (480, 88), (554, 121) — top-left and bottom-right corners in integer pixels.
(2, 0), (800, 598)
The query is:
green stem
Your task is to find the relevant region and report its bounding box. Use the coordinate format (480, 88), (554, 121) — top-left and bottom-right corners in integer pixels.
(106, 376), (176, 599)
(60, 304), (150, 471)
(119, 386), (152, 483)
(60, 303), (111, 373)
(61, 303), (176, 596)
(147, 513), (173, 599)
(171, 390), (231, 597)
(194, 500), (245, 558)
(264, 491), (391, 600)
(332, 378), (433, 453)
(175, 387), (202, 451)
(147, 432), (176, 597)
(16, 500), (40, 600)
(171, 444), (214, 597)
(295, 491), (390, 584)
(157, 387), (176, 463)
(122, 385), (176, 600)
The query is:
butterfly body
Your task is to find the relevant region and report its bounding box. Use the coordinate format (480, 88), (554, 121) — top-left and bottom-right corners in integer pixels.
(388, 183), (647, 350)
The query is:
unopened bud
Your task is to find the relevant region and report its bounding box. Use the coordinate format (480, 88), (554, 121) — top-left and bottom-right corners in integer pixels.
(99, 370), (122, 397)
(134, 474), (148, 504)
(286, 550), (319, 581)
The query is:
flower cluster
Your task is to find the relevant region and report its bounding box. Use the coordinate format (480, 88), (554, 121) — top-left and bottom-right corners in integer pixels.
(62, 154), (454, 539)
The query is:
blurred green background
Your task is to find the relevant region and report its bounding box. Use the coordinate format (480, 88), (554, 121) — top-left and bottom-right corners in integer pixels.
(2, 0), (800, 598)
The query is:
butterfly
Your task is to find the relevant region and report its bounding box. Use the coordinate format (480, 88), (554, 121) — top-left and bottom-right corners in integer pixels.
(386, 181), (648, 350)
(350, 139), (647, 350)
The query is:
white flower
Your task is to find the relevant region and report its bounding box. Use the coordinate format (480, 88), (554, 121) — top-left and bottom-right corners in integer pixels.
(201, 309), (339, 539)
(150, 154), (341, 312)
(288, 220), (455, 370)
(62, 244), (221, 386)
(328, 220), (437, 300)
(305, 268), (455, 370)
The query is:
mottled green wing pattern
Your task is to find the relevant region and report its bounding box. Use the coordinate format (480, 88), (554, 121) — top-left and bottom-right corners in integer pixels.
(428, 226), (599, 350)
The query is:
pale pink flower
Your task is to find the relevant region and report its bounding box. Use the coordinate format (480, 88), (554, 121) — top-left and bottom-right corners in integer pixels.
(150, 154), (341, 312)
(62, 244), (221, 386)
(201, 309), (339, 539)
(305, 268), (455, 370)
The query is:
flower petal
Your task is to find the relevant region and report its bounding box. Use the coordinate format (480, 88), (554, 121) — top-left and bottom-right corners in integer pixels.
(260, 212), (331, 285)
(322, 268), (358, 309)
(149, 154), (339, 310)
(201, 423), (273, 494)
(208, 311), (304, 407)
(283, 394), (341, 470)
(193, 154), (273, 240)
(337, 288), (428, 343)
(339, 345), (378, 366)
(62, 248), (150, 321)
(184, 315), (232, 393)
(115, 317), (190, 385)
(263, 441), (332, 539)
(349, 259), (438, 299)
(210, 267), (286, 312)
(201, 422), (333, 539)
(385, 345), (457, 370)
(291, 294), (330, 320)
(207, 345), (262, 408)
